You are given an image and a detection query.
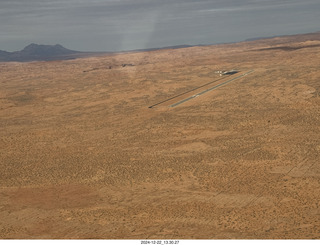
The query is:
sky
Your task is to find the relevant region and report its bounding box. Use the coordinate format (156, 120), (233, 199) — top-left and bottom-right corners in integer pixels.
(0, 0), (320, 52)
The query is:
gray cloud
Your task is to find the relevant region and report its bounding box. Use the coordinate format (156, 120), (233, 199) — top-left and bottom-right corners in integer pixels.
(0, 0), (319, 51)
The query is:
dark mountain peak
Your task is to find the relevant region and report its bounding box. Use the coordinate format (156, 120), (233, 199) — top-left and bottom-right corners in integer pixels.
(54, 44), (64, 48)
(0, 43), (88, 62)
(22, 43), (39, 49)
(21, 43), (77, 56)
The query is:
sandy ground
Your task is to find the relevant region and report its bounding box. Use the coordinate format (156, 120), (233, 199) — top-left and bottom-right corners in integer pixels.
(0, 34), (320, 239)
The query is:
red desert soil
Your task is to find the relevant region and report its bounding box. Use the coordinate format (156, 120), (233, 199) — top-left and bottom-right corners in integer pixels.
(0, 33), (320, 239)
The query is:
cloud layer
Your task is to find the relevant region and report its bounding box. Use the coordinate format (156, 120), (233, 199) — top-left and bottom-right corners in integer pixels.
(1, 0), (320, 51)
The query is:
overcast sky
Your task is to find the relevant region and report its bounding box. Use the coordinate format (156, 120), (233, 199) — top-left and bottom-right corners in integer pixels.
(1, 0), (319, 52)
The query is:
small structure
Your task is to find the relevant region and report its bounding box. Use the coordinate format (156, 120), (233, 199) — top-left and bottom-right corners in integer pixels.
(215, 70), (239, 76)
(122, 64), (134, 67)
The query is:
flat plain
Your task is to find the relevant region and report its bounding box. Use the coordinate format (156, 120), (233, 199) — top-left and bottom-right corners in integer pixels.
(0, 33), (320, 239)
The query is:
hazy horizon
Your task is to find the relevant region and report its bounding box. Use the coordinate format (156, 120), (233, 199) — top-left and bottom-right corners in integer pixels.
(1, 0), (320, 52)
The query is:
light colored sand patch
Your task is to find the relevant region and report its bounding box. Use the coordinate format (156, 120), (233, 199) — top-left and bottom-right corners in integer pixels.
(295, 84), (316, 99)
(175, 142), (212, 152)
(185, 130), (231, 140)
(211, 194), (256, 208)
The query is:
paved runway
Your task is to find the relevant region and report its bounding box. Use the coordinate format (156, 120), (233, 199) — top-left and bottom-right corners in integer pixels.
(169, 70), (254, 108)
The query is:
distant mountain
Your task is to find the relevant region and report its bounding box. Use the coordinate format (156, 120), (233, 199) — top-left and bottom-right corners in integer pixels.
(245, 36), (277, 42)
(245, 31), (320, 43)
(0, 50), (10, 55)
(0, 50), (10, 58)
(130, 44), (196, 52)
(0, 43), (199, 62)
(0, 43), (92, 62)
(2, 31), (320, 62)
(20, 43), (78, 56)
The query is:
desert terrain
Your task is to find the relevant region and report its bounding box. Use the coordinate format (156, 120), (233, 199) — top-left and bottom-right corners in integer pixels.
(0, 33), (320, 239)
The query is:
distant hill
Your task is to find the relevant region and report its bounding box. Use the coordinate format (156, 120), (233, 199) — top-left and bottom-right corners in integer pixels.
(20, 43), (78, 56)
(0, 50), (10, 59)
(0, 43), (101, 62)
(245, 31), (320, 43)
(130, 44), (196, 52)
(0, 43), (200, 62)
(2, 31), (320, 62)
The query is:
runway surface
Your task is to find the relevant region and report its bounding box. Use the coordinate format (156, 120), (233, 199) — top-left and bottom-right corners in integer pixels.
(169, 70), (254, 108)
